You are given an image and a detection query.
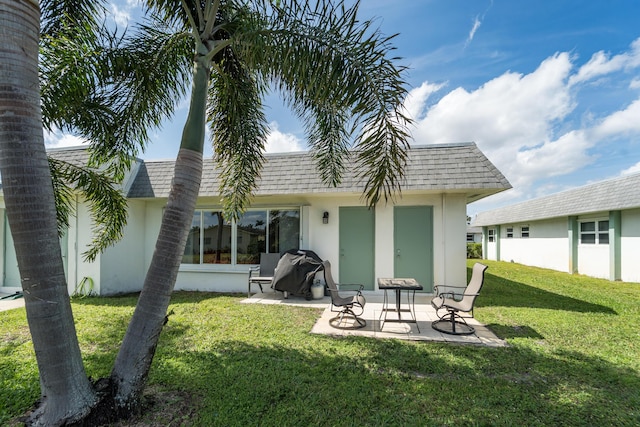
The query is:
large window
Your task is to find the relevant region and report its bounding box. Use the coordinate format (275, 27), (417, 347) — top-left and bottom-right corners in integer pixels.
(183, 211), (232, 264)
(183, 208), (300, 265)
(580, 220), (609, 245)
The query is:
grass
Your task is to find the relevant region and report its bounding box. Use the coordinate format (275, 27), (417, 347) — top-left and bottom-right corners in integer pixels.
(1, 260), (639, 426)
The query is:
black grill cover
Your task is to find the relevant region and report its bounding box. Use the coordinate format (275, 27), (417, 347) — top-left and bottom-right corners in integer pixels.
(271, 250), (324, 297)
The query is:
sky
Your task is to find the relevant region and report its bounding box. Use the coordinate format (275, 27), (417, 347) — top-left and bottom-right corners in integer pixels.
(45, 0), (640, 217)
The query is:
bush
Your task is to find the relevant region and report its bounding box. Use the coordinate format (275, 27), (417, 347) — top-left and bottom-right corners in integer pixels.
(467, 242), (482, 259)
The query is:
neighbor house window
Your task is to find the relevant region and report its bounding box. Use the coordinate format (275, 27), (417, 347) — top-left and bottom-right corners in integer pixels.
(488, 229), (495, 242)
(521, 226), (530, 238)
(506, 227), (513, 238)
(580, 220), (609, 245)
(183, 208), (300, 265)
(466, 233), (474, 242)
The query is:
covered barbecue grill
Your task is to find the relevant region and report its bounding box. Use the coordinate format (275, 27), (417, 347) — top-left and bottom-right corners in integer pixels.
(271, 249), (324, 299)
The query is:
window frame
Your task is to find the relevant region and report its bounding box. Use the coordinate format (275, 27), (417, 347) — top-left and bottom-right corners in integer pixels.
(579, 219), (609, 245)
(488, 228), (495, 243)
(506, 226), (513, 238)
(182, 206), (301, 267)
(521, 225), (530, 238)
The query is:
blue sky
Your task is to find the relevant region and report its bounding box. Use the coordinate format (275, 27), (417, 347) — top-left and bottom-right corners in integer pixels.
(45, 1), (640, 216)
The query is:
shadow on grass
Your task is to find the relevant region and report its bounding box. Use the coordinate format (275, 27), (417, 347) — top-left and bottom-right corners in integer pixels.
(147, 323), (640, 426)
(486, 323), (544, 339)
(70, 291), (239, 308)
(475, 271), (617, 315)
(3, 292), (639, 426)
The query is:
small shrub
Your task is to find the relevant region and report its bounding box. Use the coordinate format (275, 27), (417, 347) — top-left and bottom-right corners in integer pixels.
(467, 242), (482, 259)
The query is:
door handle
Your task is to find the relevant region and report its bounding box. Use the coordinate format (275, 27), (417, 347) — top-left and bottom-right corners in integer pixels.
(396, 249), (401, 257)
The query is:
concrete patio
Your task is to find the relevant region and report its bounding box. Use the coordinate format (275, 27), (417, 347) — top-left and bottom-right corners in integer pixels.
(0, 292), (24, 312)
(242, 291), (507, 347)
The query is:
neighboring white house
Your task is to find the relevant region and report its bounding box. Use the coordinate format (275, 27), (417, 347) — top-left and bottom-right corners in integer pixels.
(466, 226), (483, 243)
(0, 142), (510, 295)
(472, 172), (640, 282)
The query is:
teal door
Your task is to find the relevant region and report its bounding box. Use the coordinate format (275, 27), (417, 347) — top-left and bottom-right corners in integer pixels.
(394, 206), (433, 292)
(339, 207), (375, 290)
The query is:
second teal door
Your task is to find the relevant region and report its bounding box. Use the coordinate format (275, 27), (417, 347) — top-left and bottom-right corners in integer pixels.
(339, 207), (375, 290)
(394, 206), (433, 292)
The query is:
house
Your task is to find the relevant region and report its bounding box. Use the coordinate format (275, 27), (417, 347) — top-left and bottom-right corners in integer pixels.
(0, 142), (510, 295)
(466, 226), (483, 243)
(472, 172), (640, 282)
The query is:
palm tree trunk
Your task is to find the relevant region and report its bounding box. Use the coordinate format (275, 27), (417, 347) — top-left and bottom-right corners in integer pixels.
(111, 58), (210, 407)
(0, 0), (96, 425)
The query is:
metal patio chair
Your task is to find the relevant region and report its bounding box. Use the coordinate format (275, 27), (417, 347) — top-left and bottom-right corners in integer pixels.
(248, 253), (281, 297)
(322, 260), (366, 329)
(431, 262), (488, 335)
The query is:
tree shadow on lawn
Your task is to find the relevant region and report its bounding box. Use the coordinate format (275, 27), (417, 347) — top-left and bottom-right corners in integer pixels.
(3, 295), (639, 426)
(476, 272), (617, 315)
(70, 291), (238, 308)
(147, 324), (640, 426)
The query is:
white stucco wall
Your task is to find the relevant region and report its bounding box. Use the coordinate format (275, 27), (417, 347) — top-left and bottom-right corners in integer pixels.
(129, 192), (469, 294)
(576, 214), (611, 280)
(67, 197), (102, 295)
(100, 200), (148, 294)
(306, 192), (467, 292)
(436, 193), (467, 288)
(0, 190), (473, 295)
(577, 244), (610, 279)
(499, 219), (569, 273)
(621, 208), (640, 282)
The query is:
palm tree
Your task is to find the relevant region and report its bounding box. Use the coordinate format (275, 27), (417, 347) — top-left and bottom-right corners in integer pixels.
(0, 0), (188, 424)
(110, 0), (410, 411)
(0, 1), (98, 424)
(2, 0), (411, 423)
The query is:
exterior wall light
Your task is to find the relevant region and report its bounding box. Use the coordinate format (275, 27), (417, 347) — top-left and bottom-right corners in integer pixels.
(322, 211), (329, 224)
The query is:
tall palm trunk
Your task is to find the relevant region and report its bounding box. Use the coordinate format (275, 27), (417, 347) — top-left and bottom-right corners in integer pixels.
(0, 0), (96, 425)
(111, 58), (210, 407)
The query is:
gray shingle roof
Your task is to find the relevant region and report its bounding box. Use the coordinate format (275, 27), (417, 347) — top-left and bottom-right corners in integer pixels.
(127, 142), (511, 201)
(472, 172), (640, 226)
(47, 146), (92, 165)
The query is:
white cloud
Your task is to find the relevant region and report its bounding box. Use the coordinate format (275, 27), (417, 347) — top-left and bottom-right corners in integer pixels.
(407, 42), (640, 201)
(621, 161), (640, 176)
(109, 0), (142, 27)
(110, 3), (130, 27)
(569, 37), (640, 86)
(465, 0), (493, 48)
(630, 78), (640, 89)
(466, 16), (481, 46)
(265, 122), (303, 153)
(593, 98), (640, 138)
(44, 131), (88, 149)
(403, 81), (446, 121)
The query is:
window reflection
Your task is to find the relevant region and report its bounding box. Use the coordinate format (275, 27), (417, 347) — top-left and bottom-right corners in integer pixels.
(203, 212), (231, 264)
(237, 211), (267, 264)
(183, 208), (300, 265)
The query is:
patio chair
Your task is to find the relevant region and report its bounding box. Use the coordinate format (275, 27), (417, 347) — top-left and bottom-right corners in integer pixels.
(322, 260), (366, 329)
(431, 262), (488, 335)
(248, 253), (281, 297)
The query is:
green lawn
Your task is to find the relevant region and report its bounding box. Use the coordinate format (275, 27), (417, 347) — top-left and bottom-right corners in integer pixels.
(2, 260), (639, 426)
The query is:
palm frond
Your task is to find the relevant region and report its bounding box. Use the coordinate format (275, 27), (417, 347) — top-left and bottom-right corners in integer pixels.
(49, 158), (129, 262)
(40, 18), (192, 179)
(208, 45), (269, 220)
(240, 0), (412, 206)
(41, 0), (107, 36)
